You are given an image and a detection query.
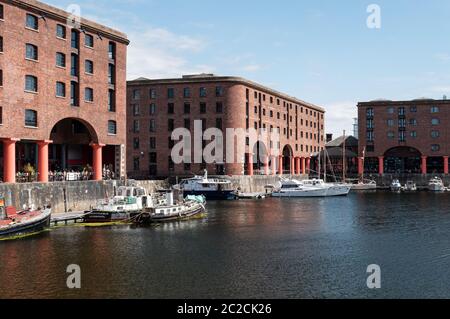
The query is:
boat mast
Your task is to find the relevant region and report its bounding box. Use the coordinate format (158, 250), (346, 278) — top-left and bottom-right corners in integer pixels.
(343, 130), (346, 183)
(323, 148), (327, 183)
(318, 150), (321, 179)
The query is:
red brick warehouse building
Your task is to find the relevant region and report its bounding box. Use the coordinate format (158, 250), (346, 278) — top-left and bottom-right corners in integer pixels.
(357, 98), (450, 175)
(127, 74), (325, 178)
(0, 0), (129, 183)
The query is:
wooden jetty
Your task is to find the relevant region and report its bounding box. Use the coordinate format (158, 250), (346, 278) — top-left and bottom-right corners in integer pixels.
(51, 211), (88, 226)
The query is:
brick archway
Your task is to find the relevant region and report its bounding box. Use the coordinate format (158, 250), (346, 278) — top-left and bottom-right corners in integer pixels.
(48, 118), (103, 181)
(282, 144), (294, 175)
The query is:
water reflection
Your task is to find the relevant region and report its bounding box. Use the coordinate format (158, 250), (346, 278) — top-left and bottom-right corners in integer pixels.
(1, 193), (450, 298)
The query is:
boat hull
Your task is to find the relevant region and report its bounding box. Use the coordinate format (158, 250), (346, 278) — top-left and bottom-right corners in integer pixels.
(151, 205), (205, 223)
(0, 210), (51, 240)
(83, 210), (136, 223)
(351, 184), (377, 191)
(183, 190), (235, 200)
(272, 188), (329, 197)
(429, 185), (445, 192)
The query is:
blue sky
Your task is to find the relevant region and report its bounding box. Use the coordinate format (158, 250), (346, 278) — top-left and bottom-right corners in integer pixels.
(46, 0), (450, 136)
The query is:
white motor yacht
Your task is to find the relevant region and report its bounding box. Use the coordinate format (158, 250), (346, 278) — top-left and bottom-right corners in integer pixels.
(390, 180), (402, 192)
(302, 179), (351, 196)
(428, 177), (445, 192)
(272, 179), (351, 197)
(175, 170), (235, 200)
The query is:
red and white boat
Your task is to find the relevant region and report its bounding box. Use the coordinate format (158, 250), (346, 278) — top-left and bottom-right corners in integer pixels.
(0, 198), (51, 240)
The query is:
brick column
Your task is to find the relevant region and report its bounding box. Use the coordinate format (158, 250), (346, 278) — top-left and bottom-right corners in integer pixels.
(91, 143), (105, 181)
(272, 156), (277, 176)
(290, 157), (295, 175)
(278, 155), (283, 175)
(378, 156), (384, 175)
(3, 138), (20, 183)
(263, 155), (269, 176)
(301, 157), (306, 175)
(295, 157), (301, 175)
(444, 156), (449, 175)
(306, 157), (311, 174)
(246, 153), (253, 176)
(37, 140), (53, 183)
(358, 157), (364, 176)
(421, 156), (427, 175)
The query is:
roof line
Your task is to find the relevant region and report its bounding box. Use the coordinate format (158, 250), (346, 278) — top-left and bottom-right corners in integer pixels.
(9, 0), (129, 44)
(128, 76), (325, 112)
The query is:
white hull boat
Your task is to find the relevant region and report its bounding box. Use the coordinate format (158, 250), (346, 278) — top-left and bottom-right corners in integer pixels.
(351, 181), (377, 191)
(404, 181), (417, 192)
(390, 180), (402, 192)
(272, 179), (351, 198)
(428, 177), (445, 192)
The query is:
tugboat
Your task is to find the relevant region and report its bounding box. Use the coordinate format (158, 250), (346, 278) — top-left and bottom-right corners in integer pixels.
(0, 197), (51, 240)
(135, 191), (206, 223)
(84, 186), (159, 223)
(174, 170), (235, 200)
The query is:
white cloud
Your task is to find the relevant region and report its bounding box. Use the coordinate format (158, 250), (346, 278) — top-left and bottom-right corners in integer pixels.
(434, 53), (450, 62)
(241, 64), (262, 72)
(127, 28), (214, 80)
(323, 101), (358, 137)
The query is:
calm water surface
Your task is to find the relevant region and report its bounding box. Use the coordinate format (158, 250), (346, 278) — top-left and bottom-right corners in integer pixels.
(1, 192), (450, 299)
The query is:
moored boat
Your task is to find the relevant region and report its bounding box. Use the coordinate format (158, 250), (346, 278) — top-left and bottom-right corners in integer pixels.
(0, 198), (51, 240)
(302, 179), (351, 196)
(138, 191), (206, 223)
(351, 180), (377, 191)
(84, 186), (158, 223)
(272, 178), (351, 197)
(404, 181), (417, 192)
(390, 179), (402, 192)
(175, 170), (236, 200)
(428, 177), (445, 192)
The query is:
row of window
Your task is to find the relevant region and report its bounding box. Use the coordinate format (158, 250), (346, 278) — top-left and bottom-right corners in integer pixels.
(366, 105), (441, 117)
(131, 102), (224, 116)
(134, 136), (321, 157)
(366, 118), (441, 129)
(0, 106), (116, 134)
(21, 11), (116, 59)
(247, 88), (323, 119)
(385, 130), (441, 139)
(132, 86), (224, 100)
(131, 117), (224, 133)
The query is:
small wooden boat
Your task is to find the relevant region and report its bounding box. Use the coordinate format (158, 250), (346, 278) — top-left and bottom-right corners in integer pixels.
(135, 192), (206, 224)
(0, 197), (51, 240)
(404, 181), (417, 192)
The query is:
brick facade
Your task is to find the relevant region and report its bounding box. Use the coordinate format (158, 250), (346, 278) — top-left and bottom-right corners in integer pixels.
(0, 0), (129, 182)
(127, 75), (325, 177)
(358, 99), (450, 175)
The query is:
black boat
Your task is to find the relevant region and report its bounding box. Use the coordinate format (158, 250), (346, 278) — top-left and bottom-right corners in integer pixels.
(174, 170), (236, 200)
(0, 197), (51, 240)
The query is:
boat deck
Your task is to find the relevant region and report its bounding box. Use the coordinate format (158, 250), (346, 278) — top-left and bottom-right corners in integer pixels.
(0, 210), (43, 227)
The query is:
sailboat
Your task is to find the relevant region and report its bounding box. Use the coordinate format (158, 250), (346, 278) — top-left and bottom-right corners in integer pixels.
(350, 144), (377, 191)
